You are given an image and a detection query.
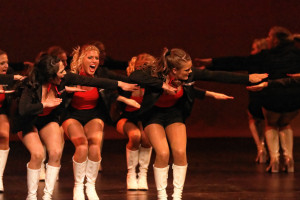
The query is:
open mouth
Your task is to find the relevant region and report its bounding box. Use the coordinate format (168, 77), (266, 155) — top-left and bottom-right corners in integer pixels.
(89, 65), (96, 73)
(1, 69), (7, 74)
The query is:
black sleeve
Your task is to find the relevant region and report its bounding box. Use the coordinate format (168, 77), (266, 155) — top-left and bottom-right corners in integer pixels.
(193, 86), (206, 99)
(129, 69), (163, 89)
(64, 72), (119, 89)
(0, 74), (14, 84)
(211, 53), (264, 71)
(103, 56), (128, 70)
(97, 67), (131, 82)
(268, 77), (300, 88)
(192, 68), (249, 84)
(8, 62), (27, 72)
(19, 86), (43, 116)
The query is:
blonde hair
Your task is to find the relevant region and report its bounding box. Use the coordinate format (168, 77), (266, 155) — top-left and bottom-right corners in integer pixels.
(253, 38), (268, 52)
(70, 45), (99, 74)
(126, 53), (156, 76)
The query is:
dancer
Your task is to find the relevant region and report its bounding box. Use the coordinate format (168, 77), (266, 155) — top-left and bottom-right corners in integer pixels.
(129, 48), (267, 200)
(195, 26), (300, 173)
(0, 50), (25, 193)
(116, 54), (154, 191)
(17, 54), (137, 200)
(61, 44), (138, 200)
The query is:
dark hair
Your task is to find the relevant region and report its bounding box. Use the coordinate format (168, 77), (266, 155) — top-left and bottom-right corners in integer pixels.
(154, 48), (191, 77)
(47, 46), (67, 58)
(269, 26), (293, 45)
(28, 54), (60, 88)
(0, 49), (7, 56)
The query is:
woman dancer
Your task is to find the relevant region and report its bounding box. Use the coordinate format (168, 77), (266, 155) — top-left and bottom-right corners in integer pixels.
(116, 54), (154, 191)
(61, 44), (139, 200)
(17, 54), (137, 200)
(0, 50), (26, 193)
(195, 26), (300, 172)
(248, 38), (269, 163)
(129, 48), (267, 200)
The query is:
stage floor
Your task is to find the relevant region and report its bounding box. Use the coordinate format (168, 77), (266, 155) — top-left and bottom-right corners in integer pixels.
(2, 137), (300, 200)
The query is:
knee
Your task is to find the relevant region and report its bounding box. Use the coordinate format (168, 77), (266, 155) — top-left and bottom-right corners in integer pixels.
(172, 148), (187, 159)
(128, 131), (141, 145)
(31, 151), (45, 164)
(156, 150), (170, 161)
(76, 143), (89, 155)
(48, 149), (63, 162)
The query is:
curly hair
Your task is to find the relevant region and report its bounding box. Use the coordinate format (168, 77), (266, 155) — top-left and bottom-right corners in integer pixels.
(126, 53), (156, 76)
(70, 44), (99, 74)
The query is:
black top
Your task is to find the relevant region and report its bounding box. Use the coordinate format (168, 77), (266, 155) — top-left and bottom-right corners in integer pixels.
(129, 67), (249, 120)
(211, 43), (300, 112)
(0, 74), (14, 85)
(14, 72), (119, 133)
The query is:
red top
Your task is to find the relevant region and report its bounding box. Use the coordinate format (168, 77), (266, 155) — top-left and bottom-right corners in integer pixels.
(154, 77), (184, 108)
(39, 84), (61, 116)
(125, 89), (144, 112)
(0, 93), (5, 108)
(154, 86), (183, 108)
(71, 87), (99, 110)
(71, 71), (100, 110)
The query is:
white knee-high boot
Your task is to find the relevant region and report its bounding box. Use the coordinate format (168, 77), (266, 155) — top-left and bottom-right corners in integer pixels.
(279, 128), (294, 172)
(39, 145), (46, 181)
(26, 164), (41, 200)
(153, 165), (169, 200)
(265, 129), (280, 173)
(126, 148), (139, 190)
(73, 158), (87, 200)
(172, 164), (187, 200)
(42, 164), (61, 200)
(0, 149), (9, 192)
(85, 159), (100, 200)
(138, 147), (152, 190)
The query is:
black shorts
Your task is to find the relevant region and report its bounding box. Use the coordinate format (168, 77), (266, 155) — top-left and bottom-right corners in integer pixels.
(22, 112), (60, 135)
(120, 111), (140, 125)
(142, 106), (184, 128)
(63, 107), (103, 126)
(0, 107), (7, 115)
(248, 101), (264, 120)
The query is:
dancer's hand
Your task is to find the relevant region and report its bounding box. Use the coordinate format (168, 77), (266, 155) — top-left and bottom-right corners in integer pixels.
(206, 91), (234, 100)
(249, 73), (268, 83)
(246, 82), (268, 91)
(65, 86), (87, 93)
(118, 81), (140, 91)
(287, 73), (300, 77)
(162, 82), (177, 95)
(42, 98), (62, 108)
(0, 90), (15, 93)
(13, 75), (26, 81)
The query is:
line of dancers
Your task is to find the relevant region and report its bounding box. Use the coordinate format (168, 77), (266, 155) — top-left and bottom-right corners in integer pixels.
(0, 25), (299, 200)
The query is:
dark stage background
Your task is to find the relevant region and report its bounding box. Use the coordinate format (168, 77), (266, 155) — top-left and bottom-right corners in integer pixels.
(1, 0), (300, 139)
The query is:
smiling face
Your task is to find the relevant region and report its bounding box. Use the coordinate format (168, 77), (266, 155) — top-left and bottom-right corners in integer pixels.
(171, 60), (192, 81)
(81, 50), (99, 76)
(0, 54), (9, 75)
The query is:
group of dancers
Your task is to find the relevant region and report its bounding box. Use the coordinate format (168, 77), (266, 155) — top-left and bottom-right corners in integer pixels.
(0, 26), (299, 200)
